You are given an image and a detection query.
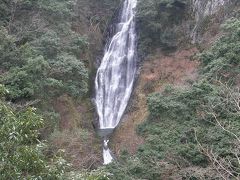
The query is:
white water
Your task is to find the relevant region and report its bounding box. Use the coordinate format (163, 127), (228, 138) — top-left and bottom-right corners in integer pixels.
(95, 0), (137, 164)
(103, 140), (113, 165)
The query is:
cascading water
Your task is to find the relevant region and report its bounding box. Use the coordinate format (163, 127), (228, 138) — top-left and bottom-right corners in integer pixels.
(95, 0), (137, 164)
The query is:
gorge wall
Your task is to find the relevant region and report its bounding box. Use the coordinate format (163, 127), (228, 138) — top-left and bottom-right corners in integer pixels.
(111, 0), (235, 154)
(47, 0), (239, 172)
(0, 0), (239, 178)
(108, 0), (239, 176)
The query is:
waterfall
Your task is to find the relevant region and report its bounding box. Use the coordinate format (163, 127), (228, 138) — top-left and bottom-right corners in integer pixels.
(191, 0), (228, 43)
(95, 0), (137, 164)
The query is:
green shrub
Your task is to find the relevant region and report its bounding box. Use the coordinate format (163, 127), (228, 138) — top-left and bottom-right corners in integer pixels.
(0, 27), (89, 100)
(106, 18), (240, 179)
(50, 53), (89, 97)
(0, 85), (66, 179)
(199, 18), (240, 83)
(136, 0), (188, 54)
(66, 168), (112, 180)
(2, 56), (50, 100)
(0, 28), (22, 69)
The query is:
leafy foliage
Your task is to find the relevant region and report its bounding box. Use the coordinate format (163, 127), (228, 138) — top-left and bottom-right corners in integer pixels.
(0, 27), (22, 69)
(0, 1), (89, 101)
(50, 53), (88, 97)
(199, 19), (240, 83)
(0, 0), (122, 178)
(0, 85), (66, 179)
(0, 1), (91, 177)
(0, 1), (11, 26)
(136, 0), (188, 54)
(105, 18), (240, 179)
(2, 56), (50, 100)
(66, 168), (112, 180)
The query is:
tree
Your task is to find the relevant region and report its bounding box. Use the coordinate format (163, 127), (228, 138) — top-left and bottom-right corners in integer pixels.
(0, 27), (21, 69)
(0, 84), (66, 179)
(105, 18), (240, 179)
(2, 56), (50, 100)
(199, 18), (240, 83)
(136, 0), (188, 54)
(195, 84), (240, 179)
(50, 53), (89, 97)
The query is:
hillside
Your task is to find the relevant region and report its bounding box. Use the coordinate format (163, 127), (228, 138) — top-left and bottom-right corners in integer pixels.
(0, 0), (240, 179)
(108, 0), (240, 179)
(0, 0), (120, 178)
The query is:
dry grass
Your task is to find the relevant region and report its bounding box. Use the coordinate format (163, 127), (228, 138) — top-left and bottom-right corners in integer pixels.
(142, 48), (199, 91)
(51, 95), (102, 169)
(111, 87), (147, 155)
(49, 129), (102, 170)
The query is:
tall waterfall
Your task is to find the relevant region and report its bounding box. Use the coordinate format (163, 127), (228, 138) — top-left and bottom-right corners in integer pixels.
(95, 0), (137, 164)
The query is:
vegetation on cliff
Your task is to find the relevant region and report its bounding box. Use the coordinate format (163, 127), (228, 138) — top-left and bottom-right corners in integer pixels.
(137, 0), (189, 55)
(106, 17), (240, 179)
(0, 0), (119, 178)
(0, 0), (239, 179)
(0, 85), (68, 179)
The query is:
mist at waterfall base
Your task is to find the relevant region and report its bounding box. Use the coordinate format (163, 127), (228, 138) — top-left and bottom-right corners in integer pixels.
(95, 0), (137, 165)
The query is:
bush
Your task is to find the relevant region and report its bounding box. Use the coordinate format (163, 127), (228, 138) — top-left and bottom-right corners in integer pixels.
(0, 27), (89, 100)
(66, 168), (112, 180)
(2, 56), (50, 100)
(199, 18), (240, 83)
(0, 28), (22, 69)
(0, 85), (66, 179)
(50, 53), (89, 97)
(105, 18), (240, 179)
(136, 0), (188, 54)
